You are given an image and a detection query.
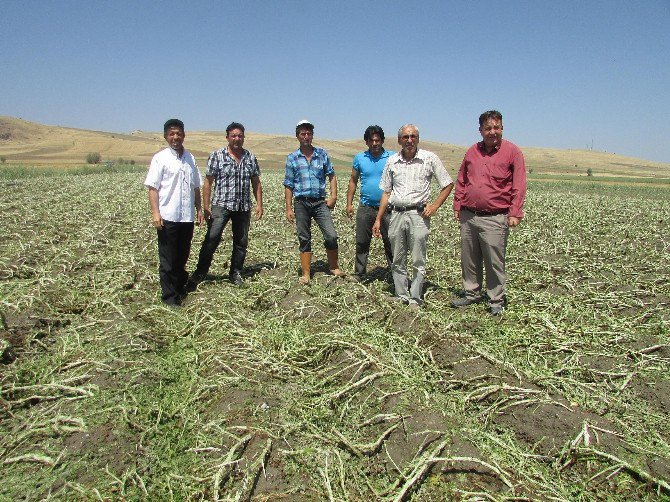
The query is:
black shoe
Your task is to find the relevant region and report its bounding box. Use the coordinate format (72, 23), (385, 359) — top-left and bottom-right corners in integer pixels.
(451, 296), (483, 308)
(230, 272), (244, 286)
(489, 304), (504, 316)
(186, 271), (205, 292)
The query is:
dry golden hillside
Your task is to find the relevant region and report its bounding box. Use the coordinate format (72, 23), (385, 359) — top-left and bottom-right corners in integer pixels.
(1, 116), (669, 179)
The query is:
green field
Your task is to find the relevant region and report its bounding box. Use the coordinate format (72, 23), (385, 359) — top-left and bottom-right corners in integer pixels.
(1, 171), (669, 500)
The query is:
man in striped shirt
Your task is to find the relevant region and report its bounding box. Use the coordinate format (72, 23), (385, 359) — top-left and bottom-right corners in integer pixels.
(373, 124), (454, 308)
(191, 122), (263, 286)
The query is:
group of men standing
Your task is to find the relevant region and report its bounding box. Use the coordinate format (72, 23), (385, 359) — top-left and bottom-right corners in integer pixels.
(144, 111), (526, 315)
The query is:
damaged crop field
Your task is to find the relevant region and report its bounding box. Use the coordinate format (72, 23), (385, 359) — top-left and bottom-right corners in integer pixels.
(1, 170), (669, 500)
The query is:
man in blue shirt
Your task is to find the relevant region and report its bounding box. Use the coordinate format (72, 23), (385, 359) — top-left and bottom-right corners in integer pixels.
(346, 125), (394, 280)
(284, 120), (345, 284)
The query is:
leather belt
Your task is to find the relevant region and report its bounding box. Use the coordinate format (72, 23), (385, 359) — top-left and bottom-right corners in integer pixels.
(463, 207), (507, 216)
(392, 204), (424, 213)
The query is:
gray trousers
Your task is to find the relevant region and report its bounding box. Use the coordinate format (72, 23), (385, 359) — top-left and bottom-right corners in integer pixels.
(388, 210), (430, 301)
(355, 205), (392, 276)
(459, 209), (509, 306)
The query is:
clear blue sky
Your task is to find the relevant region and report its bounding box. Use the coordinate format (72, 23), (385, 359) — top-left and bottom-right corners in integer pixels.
(2, 1), (669, 162)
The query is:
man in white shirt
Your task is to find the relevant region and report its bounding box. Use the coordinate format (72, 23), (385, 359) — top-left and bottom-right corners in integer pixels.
(144, 119), (203, 306)
(373, 124), (453, 308)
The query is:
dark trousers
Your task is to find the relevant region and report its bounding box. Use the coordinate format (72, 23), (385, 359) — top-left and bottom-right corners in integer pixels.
(195, 205), (250, 278)
(157, 221), (194, 305)
(355, 205), (392, 276)
(294, 198), (338, 253)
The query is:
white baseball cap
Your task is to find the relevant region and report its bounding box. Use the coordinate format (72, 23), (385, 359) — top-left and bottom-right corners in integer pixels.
(296, 119), (314, 128)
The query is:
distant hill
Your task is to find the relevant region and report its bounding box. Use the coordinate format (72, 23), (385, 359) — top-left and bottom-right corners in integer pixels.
(1, 116), (669, 180)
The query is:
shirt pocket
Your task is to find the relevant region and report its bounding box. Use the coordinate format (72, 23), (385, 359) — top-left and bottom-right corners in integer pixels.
(488, 159), (512, 183)
(163, 163), (182, 181)
(310, 160), (325, 179)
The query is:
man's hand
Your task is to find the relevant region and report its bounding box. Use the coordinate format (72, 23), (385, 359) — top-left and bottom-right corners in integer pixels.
(326, 197), (336, 209)
(151, 212), (163, 230)
(421, 203), (437, 218)
(203, 207), (213, 221)
(196, 209), (204, 226)
(372, 219), (382, 238)
(508, 216), (520, 227)
(346, 204), (354, 219)
(286, 207), (295, 224)
(255, 205), (264, 221)
(453, 209), (460, 221)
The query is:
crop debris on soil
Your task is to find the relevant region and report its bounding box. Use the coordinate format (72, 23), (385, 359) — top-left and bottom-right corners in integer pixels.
(1, 171), (669, 500)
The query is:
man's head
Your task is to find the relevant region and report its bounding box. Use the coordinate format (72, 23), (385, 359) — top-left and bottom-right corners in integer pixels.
(478, 110), (503, 151)
(296, 120), (314, 149)
(397, 124), (419, 159)
(364, 125), (385, 157)
(226, 122), (245, 151)
(163, 118), (185, 152)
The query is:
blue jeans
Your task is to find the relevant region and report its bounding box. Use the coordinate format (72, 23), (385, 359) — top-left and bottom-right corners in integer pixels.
(294, 197), (338, 253)
(195, 205), (250, 278)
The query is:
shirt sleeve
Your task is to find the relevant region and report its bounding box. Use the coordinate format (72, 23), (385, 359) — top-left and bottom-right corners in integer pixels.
(352, 153), (361, 172)
(250, 153), (260, 176)
(205, 152), (218, 177)
(144, 155), (162, 189)
(323, 150), (334, 176)
(283, 155), (295, 189)
(194, 162), (203, 189)
(453, 156), (467, 211)
(509, 147), (527, 219)
(379, 159), (393, 193)
(430, 153), (453, 189)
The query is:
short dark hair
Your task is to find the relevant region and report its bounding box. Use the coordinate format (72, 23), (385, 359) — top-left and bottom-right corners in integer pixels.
(479, 110), (503, 127)
(295, 123), (314, 135)
(226, 122), (245, 135)
(163, 118), (184, 134)
(364, 125), (385, 142)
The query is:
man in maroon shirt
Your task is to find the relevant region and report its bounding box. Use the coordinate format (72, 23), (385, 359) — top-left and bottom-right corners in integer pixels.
(451, 110), (527, 315)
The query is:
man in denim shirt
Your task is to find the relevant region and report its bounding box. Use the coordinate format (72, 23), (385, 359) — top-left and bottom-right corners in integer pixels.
(284, 120), (345, 284)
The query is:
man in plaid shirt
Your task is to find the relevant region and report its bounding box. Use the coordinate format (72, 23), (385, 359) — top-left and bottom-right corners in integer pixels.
(284, 120), (345, 284)
(191, 122), (263, 286)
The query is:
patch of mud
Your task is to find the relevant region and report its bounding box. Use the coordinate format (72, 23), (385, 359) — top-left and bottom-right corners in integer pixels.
(383, 408), (453, 472)
(630, 377), (670, 414)
(62, 423), (138, 480)
(384, 305), (423, 334)
(1, 313), (70, 361)
(451, 356), (498, 382)
(278, 291), (325, 321)
(578, 354), (620, 373)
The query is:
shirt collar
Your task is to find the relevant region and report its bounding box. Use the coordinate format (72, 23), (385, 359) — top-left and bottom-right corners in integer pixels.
(478, 141), (501, 154)
(365, 149), (388, 160)
(224, 147), (248, 160)
(168, 147), (186, 160)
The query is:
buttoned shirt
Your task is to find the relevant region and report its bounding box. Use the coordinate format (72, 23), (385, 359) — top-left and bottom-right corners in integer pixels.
(206, 147), (260, 211)
(144, 147), (202, 223)
(453, 139), (527, 218)
(380, 149), (453, 207)
(353, 149), (394, 207)
(283, 147), (334, 199)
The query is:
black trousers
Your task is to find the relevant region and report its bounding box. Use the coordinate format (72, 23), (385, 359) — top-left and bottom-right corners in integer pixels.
(157, 221), (194, 305)
(195, 206), (251, 278)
